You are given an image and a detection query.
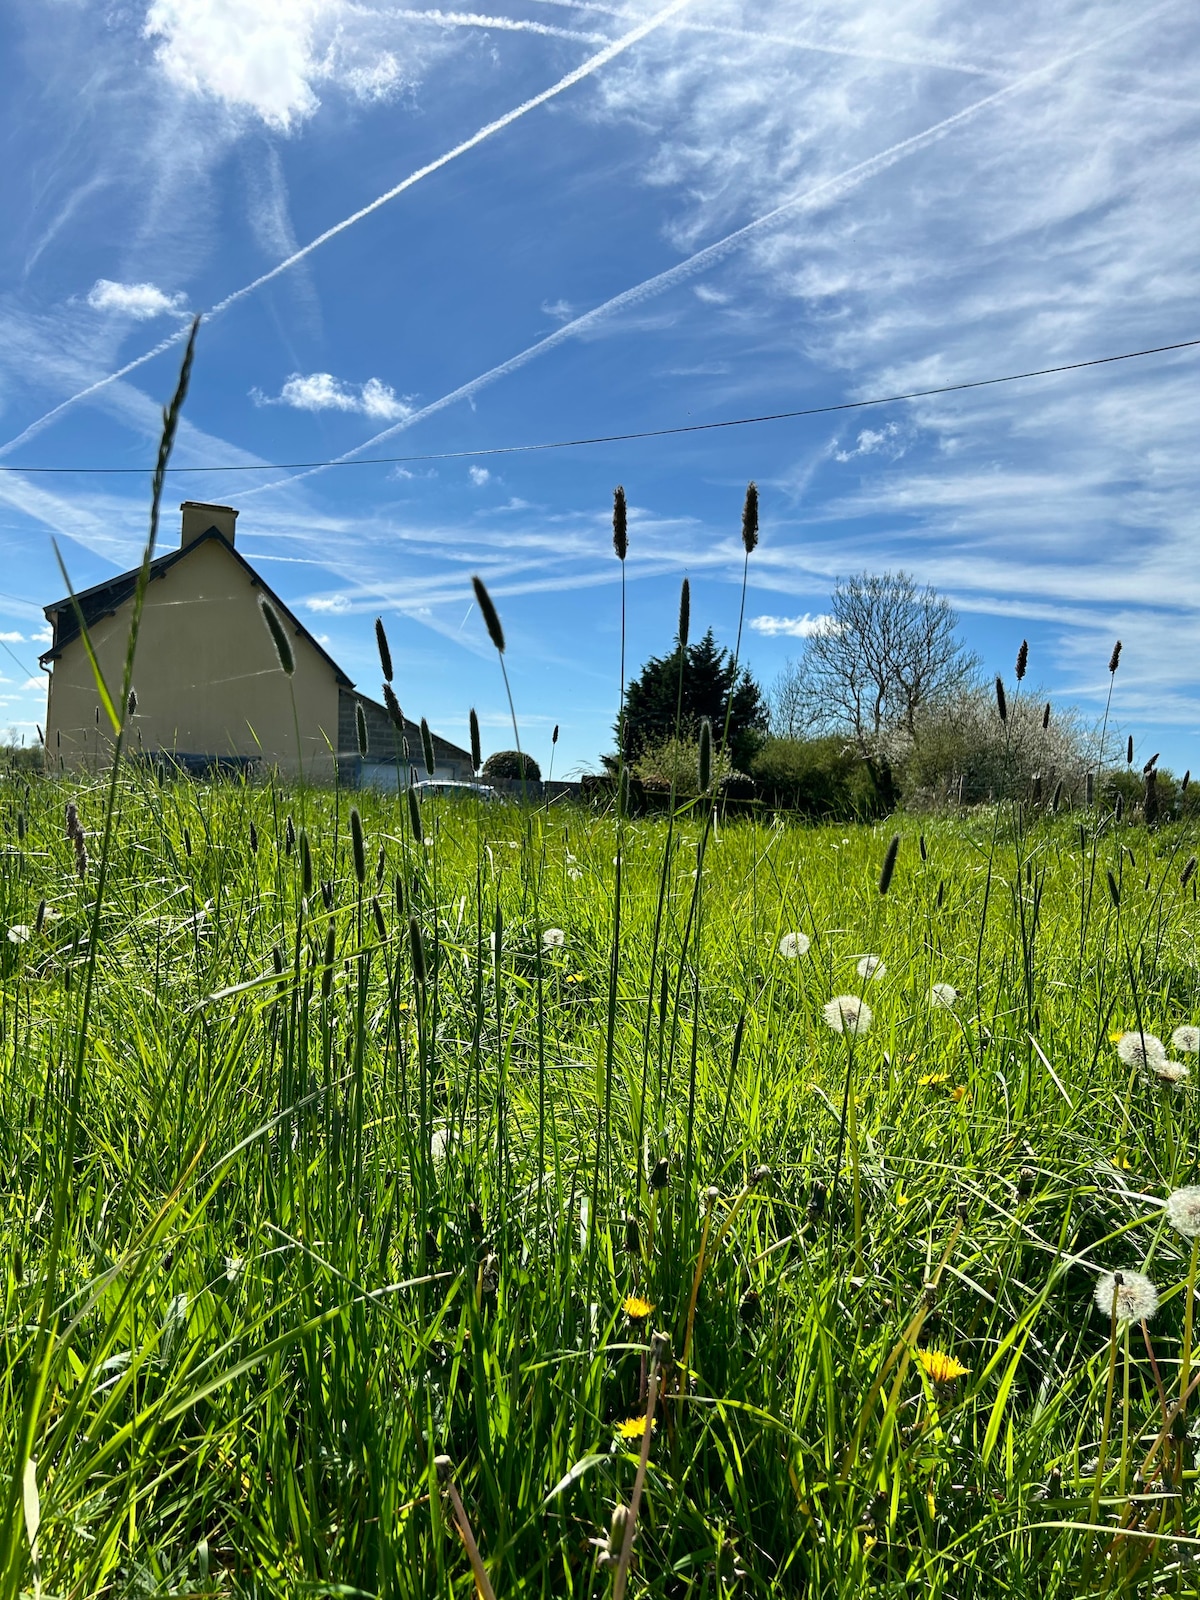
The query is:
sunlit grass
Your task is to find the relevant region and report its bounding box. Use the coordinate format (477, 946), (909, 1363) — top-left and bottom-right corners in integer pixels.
(0, 765), (1197, 1596)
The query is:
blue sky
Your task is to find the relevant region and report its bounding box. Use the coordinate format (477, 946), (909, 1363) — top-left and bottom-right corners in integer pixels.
(1, 0), (1198, 777)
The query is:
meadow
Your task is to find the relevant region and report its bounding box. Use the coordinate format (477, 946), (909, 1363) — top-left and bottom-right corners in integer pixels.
(1, 763), (1199, 1598)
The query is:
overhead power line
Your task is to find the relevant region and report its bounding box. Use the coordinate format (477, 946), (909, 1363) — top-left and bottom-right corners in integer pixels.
(1, 335), (1196, 478)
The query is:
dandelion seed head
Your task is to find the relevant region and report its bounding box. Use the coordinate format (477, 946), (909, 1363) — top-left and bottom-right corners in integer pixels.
(1171, 1025), (1200, 1055)
(778, 931), (810, 959)
(1166, 1187), (1200, 1238)
(1150, 1059), (1189, 1085)
(856, 953), (886, 980)
(1116, 1031), (1167, 1071)
(930, 983), (958, 1009)
(1094, 1269), (1158, 1324)
(6, 925), (31, 944)
(542, 927), (566, 949)
(823, 994), (873, 1035)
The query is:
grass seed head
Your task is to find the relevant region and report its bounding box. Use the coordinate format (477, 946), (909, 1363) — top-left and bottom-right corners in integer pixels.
(1043, 701), (1050, 729)
(469, 708), (481, 773)
(1015, 639), (1028, 681)
(382, 682), (403, 731)
(374, 617), (393, 683)
(356, 701), (368, 759)
(741, 481), (759, 554)
(1109, 639), (1122, 673)
(300, 829), (313, 895)
(259, 598), (295, 677)
(995, 675), (1007, 724)
(408, 915), (427, 987)
(678, 577), (690, 650)
(350, 807), (365, 885)
(1127, 735), (1134, 766)
(421, 717), (436, 777)
(1094, 1269), (1158, 1325)
(698, 716), (712, 792)
(407, 785), (422, 843)
(612, 485), (628, 561)
(471, 575), (505, 653)
(878, 833), (899, 896)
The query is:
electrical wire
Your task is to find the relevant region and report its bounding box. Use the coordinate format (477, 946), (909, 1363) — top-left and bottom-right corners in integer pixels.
(1, 334), (1195, 477)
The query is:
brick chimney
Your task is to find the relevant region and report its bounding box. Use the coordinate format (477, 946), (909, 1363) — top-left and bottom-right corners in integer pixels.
(180, 501), (238, 549)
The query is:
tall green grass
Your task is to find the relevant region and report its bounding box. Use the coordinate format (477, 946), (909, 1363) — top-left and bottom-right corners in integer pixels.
(0, 760), (1198, 1596)
(3, 342), (1200, 1597)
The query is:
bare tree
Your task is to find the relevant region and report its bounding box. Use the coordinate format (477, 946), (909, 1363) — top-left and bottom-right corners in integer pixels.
(770, 572), (978, 751)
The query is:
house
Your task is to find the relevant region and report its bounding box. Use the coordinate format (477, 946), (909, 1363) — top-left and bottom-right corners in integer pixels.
(39, 501), (473, 785)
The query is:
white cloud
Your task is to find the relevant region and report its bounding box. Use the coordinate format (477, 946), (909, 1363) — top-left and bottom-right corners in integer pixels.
(469, 465), (491, 486)
(86, 279), (187, 319)
(21, 677), (44, 692)
(254, 372), (415, 421)
(0, 632), (24, 643)
(541, 298), (574, 322)
(693, 283), (730, 305)
(32, 626), (52, 643)
(141, 0), (447, 129)
(304, 594), (352, 614)
(750, 613), (836, 639)
(835, 422), (904, 463)
(144, 0), (329, 130)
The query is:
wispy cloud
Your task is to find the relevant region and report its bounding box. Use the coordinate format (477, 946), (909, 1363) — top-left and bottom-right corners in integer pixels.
(750, 613), (835, 639)
(251, 36), (1101, 494)
(254, 372), (415, 420)
(834, 422), (904, 462)
(0, 0), (696, 459)
(85, 279), (188, 319)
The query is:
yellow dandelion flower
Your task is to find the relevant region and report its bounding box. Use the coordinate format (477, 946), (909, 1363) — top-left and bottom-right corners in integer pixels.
(915, 1348), (969, 1384)
(615, 1415), (654, 1439)
(622, 1295), (654, 1320)
(896, 1188), (910, 1209)
(1109, 1030), (1125, 1044)
(949, 1085), (968, 1103)
(918, 1072), (948, 1087)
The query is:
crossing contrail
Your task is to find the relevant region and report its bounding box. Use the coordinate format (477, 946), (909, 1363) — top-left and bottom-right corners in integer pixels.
(242, 0), (1172, 499)
(0, 0), (694, 460)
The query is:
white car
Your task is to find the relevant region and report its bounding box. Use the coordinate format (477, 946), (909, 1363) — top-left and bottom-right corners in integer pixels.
(411, 780), (500, 802)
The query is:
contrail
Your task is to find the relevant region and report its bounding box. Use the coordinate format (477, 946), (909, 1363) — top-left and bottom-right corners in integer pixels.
(391, 8), (608, 43)
(0, 0), (693, 461)
(247, 15), (1141, 500)
(527, 0), (1010, 78)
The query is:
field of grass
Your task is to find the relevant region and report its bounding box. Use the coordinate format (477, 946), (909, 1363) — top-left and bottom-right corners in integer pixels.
(1, 762), (1198, 1598)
